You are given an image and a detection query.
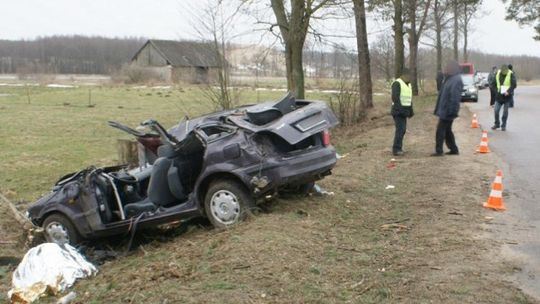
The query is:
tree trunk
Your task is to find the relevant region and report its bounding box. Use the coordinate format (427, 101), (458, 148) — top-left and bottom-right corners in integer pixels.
(406, 0), (420, 96)
(453, 0), (459, 61)
(393, 0), (405, 78)
(284, 44), (294, 93)
(408, 26), (420, 95)
(463, 3), (469, 62)
(434, 0), (443, 73)
(291, 40), (305, 99)
(353, 0), (373, 110)
(271, 0), (309, 99)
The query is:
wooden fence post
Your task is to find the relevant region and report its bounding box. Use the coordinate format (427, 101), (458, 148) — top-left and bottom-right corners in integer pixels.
(116, 139), (139, 167)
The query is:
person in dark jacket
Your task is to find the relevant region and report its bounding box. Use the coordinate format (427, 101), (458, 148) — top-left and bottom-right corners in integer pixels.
(488, 66), (497, 107)
(490, 64), (517, 131)
(432, 60), (463, 156)
(391, 68), (414, 156)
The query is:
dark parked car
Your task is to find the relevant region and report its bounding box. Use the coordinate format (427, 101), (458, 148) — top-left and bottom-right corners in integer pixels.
(461, 74), (478, 102)
(26, 94), (339, 245)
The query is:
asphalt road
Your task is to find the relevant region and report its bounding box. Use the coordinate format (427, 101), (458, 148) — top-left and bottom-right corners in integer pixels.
(467, 86), (540, 300)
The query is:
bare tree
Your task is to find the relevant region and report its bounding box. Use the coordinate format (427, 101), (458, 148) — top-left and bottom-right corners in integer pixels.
(394, 0), (406, 77)
(405, 0), (432, 95)
(452, 0), (460, 61)
(352, 0), (373, 109)
(371, 33), (395, 81)
(269, 0), (335, 99)
(431, 0), (453, 72)
(186, 0), (242, 109)
(368, 0), (405, 77)
(460, 0), (483, 62)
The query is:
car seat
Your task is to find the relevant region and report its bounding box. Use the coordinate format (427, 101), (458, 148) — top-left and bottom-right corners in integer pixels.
(123, 144), (187, 217)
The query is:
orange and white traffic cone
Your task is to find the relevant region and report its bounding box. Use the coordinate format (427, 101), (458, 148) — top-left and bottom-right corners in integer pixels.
(483, 170), (506, 211)
(471, 114), (479, 128)
(477, 130), (490, 153)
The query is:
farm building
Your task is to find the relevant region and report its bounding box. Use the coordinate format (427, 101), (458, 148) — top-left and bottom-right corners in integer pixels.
(131, 39), (223, 83)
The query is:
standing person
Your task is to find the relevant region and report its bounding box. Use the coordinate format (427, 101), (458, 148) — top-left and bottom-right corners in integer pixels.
(491, 64), (517, 131)
(508, 64), (517, 108)
(432, 60), (463, 156)
(488, 66), (497, 107)
(391, 68), (414, 156)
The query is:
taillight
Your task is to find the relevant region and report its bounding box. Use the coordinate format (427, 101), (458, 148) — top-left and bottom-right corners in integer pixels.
(322, 130), (331, 146)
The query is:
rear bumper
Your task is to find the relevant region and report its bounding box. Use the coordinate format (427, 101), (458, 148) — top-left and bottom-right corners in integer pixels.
(461, 92), (478, 101)
(238, 146), (337, 195)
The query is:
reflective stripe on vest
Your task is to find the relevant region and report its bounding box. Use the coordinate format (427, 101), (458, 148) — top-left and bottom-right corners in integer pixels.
(395, 78), (412, 106)
(496, 70), (512, 93)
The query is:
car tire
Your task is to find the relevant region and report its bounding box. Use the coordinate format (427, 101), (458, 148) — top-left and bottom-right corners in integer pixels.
(204, 180), (255, 229)
(42, 213), (81, 246)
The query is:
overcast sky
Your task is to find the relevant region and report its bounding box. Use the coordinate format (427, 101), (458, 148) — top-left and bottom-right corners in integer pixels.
(1, 0), (538, 56)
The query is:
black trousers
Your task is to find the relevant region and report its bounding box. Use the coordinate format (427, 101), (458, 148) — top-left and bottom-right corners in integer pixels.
(435, 119), (458, 154)
(393, 115), (407, 153)
(489, 87), (496, 106)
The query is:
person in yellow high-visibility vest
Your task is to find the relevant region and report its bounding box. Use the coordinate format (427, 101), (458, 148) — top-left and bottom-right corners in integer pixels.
(490, 64), (516, 131)
(391, 68), (414, 156)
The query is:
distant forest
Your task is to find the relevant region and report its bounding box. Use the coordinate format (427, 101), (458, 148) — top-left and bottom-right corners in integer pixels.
(0, 35), (539, 80)
(0, 36), (145, 74)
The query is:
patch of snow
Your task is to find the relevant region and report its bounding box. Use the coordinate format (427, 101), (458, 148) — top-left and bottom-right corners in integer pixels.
(46, 84), (77, 88)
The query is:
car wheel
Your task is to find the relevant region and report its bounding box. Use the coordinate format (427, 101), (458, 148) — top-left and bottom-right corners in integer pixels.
(204, 180), (254, 229)
(42, 213), (81, 245)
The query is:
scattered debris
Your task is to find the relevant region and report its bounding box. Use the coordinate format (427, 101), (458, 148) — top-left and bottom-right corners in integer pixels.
(385, 185), (395, 190)
(8, 243), (97, 304)
(380, 223), (409, 231)
(336, 153), (349, 160)
(312, 184), (335, 196)
(448, 211), (464, 216)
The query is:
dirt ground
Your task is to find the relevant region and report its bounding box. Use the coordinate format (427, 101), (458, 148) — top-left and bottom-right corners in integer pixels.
(0, 96), (536, 303)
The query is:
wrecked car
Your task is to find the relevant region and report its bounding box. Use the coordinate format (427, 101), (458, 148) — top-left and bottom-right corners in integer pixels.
(26, 94), (339, 245)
